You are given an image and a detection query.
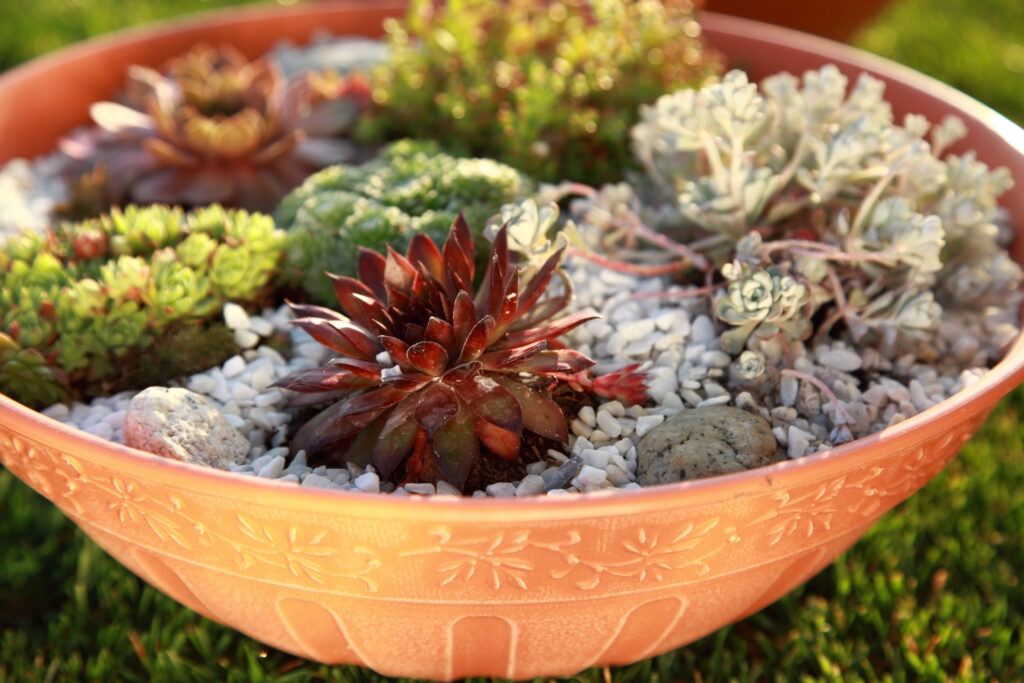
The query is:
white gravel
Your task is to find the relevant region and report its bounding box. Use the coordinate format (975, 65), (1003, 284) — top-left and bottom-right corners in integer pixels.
(0, 154), (68, 242)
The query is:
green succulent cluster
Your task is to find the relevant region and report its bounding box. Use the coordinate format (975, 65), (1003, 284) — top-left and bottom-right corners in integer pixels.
(276, 139), (532, 303)
(0, 204), (284, 408)
(356, 0), (722, 184)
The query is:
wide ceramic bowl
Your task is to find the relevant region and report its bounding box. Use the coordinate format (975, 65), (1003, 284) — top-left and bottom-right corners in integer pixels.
(2, 3), (1024, 680)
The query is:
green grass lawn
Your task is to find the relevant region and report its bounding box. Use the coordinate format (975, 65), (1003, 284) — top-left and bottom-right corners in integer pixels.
(2, 0), (1024, 680)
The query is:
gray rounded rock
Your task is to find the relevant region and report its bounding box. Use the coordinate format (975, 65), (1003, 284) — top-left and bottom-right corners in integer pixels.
(124, 386), (249, 470)
(636, 406), (779, 485)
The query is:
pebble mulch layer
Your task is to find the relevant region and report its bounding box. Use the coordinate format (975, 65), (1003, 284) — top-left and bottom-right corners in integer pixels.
(41, 247), (1017, 496)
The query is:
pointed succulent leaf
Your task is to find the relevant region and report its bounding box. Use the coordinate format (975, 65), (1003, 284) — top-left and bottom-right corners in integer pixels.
(478, 340), (548, 369)
(516, 246), (565, 315)
(357, 247), (388, 302)
(460, 374), (523, 435)
(291, 318), (375, 359)
(275, 366), (374, 393)
(414, 381), (460, 434)
(476, 225), (509, 318)
(373, 400), (420, 477)
(431, 396), (479, 489)
(342, 413), (388, 467)
(442, 213), (475, 295)
(291, 398), (387, 459)
(442, 361), (482, 385)
(327, 357), (383, 380)
(424, 316), (457, 358)
(338, 385), (407, 417)
(286, 300), (348, 323)
(512, 292), (572, 330)
(383, 244), (417, 301)
(512, 349), (595, 374)
(496, 311), (600, 349)
(451, 290), (477, 347)
(327, 273), (381, 328)
(407, 232), (444, 281)
(379, 335), (412, 370)
(406, 340), (449, 376)
(490, 375), (568, 443)
(457, 315), (496, 363)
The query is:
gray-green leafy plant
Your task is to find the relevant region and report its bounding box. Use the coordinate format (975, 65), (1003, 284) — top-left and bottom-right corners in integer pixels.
(0, 204), (283, 408)
(276, 139), (532, 304)
(355, 0), (722, 184)
(575, 65), (1020, 355)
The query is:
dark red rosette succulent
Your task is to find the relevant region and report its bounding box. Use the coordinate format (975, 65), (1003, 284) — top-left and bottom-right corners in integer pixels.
(277, 214), (602, 490)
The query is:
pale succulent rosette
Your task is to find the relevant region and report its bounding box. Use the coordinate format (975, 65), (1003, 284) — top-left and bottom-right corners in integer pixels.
(59, 44), (371, 212)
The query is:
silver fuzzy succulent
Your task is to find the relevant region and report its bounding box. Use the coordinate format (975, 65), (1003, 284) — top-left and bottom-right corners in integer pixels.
(627, 64), (1021, 354)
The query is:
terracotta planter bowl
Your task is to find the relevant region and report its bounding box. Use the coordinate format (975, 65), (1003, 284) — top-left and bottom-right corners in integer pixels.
(2, 4), (1023, 680)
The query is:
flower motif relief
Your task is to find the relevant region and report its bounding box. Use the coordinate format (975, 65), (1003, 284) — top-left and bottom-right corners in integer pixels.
(402, 528), (541, 590)
(749, 475), (848, 546)
(228, 515), (380, 591)
(405, 519), (733, 591)
(551, 520), (732, 589)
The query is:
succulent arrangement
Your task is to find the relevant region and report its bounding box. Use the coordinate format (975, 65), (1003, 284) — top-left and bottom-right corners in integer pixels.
(276, 139), (532, 303)
(0, 204), (283, 407)
(58, 43), (371, 213)
(572, 66), (1021, 362)
(356, 0), (723, 184)
(2, 16), (1022, 499)
(277, 212), (645, 490)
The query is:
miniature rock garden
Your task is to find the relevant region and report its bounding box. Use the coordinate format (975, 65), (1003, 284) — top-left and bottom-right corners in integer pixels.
(1, 0), (1020, 499)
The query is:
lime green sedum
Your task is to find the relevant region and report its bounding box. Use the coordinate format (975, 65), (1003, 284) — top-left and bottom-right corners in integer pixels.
(0, 204), (284, 408)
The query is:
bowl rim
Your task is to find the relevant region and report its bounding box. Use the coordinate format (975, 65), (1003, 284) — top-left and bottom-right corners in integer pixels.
(2, 7), (1024, 523)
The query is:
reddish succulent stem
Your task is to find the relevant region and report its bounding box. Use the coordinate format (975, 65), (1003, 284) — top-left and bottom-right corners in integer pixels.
(779, 368), (853, 424)
(553, 181), (710, 273)
(568, 246), (689, 276)
(632, 283), (724, 300)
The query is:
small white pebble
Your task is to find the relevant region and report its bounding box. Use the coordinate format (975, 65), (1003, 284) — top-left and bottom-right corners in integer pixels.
(613, 438), (634, 455)
(819, 348), (863, 372)
(581, 449), (610, 469)
(578, 405), (597, 427)
(257, 456), (285, 479)
(302, 473), (335, 489)
(595, 410), (623, 438)
(436, 481), (461, 496)
(696, 395), (731, 408)
(222, 355), (247, 379)
(41, 403), (70, 420)
(779, 374), (799, 407)
(405, 482), (436, 495)
(353, 472), (380, 493)
(547, 449), (570, 463)
(233, 328), (260, 349)
(635, 414), (665, 437)
(787, 425), (811, 459)
(573, 465), (608, 488)
(485, 482), (517, 498)
(83, 421), (113, 440)
(606, 464), (632, 487)
(525, 461), (548, 476)
(223, 303), (250, 330)
(248, 316), (275, 337)
(515, 475), (545, 497)
(570, 419), (593, 438)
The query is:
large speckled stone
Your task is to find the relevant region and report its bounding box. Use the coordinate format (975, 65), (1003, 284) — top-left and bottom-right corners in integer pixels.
(636, 406), (779, 485)
(124, 386), (249, 470)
